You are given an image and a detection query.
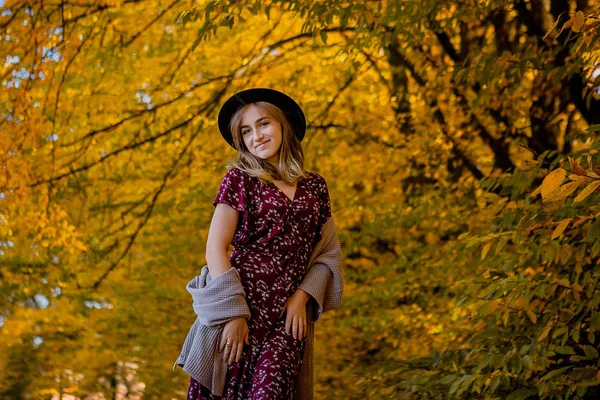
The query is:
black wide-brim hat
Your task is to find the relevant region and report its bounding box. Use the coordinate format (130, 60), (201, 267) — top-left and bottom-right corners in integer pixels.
(217, 88), (306, 149)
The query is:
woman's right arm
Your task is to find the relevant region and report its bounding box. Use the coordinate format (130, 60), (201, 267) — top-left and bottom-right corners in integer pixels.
(206, 202), (249, 365)
(205, 203), (239, 280)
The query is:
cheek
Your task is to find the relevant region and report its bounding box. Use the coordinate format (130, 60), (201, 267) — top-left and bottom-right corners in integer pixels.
(270, 126), (282, 141)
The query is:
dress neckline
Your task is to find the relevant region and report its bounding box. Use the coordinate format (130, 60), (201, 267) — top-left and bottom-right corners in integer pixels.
(269, 174), (308, 203)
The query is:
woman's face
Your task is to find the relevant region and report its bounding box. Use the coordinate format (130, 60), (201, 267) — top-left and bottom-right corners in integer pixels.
(239, 103), (283, 166)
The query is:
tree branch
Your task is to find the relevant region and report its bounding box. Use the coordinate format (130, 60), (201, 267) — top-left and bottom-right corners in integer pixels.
(121, 0), (181, 47)
(89, 85), (231, 289)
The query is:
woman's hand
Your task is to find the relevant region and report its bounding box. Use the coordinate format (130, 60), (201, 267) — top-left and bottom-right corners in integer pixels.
(219, 317), (249, 365)
(279, 289), (311, 340)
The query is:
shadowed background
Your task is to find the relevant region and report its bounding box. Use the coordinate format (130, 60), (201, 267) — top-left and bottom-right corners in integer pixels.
(1, 0), (600, 398)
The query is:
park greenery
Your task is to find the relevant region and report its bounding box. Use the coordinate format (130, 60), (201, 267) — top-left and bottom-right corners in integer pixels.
(1, 0), (600, 398)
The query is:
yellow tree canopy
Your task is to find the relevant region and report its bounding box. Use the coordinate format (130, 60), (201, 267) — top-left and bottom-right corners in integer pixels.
(1, 0), (599, 398)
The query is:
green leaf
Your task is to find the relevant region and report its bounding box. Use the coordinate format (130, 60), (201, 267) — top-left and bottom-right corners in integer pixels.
(590, 313), (600, 331)
(570, 355), (588, 362)
(522, 355), (533, 369)
(587, 222), (600, 242)
(572, 328), (581, 343)
(583, 345), (599, 359)
(458, 232), (470, 240)
(552, 326), (568, 339)
(320, 30), (328, 44)
(555, 346), (576, 355)
(507, 389), (538, 400)
(541, 365), (575, 381)
(439, 374), (457, 385)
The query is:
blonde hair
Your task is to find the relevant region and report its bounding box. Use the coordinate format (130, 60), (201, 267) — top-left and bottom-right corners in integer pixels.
(225, 101), (308, 186)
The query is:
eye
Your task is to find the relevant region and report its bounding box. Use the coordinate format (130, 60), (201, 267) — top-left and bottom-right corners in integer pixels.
(260, 121), (269, 127)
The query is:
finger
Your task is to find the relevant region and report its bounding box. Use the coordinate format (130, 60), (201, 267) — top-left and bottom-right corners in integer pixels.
(299, 318), (304, 339)
(296, 317), (301, 340)
(245, 331), (249, 345)
(303, 318), (307, 339)
(279, 303), (287, 319)
(285, 314), (291, 334)
(229, 345), (236, 365)
(223, 337), (232, 358)
(219, 337), (227, 353)
(236, 342), (244, 363)
(292, 316), (298, 339)
(228, 342), (237, 364)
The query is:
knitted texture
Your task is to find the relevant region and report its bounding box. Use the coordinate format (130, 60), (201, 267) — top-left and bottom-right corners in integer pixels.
(174, 266), (251, 396)
(299, 215), (344, 323)
(174, 215), (343, 400)
(295, 215), (344, 400)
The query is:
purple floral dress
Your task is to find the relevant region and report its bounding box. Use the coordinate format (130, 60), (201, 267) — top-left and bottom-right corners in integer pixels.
(187, 167), (332, 400)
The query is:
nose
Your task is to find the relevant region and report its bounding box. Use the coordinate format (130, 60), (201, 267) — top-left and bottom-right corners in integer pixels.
(253, 129), (264, 141)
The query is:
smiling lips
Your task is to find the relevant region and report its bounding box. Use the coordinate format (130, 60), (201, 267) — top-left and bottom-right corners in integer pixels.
(256, 141), (270, 149)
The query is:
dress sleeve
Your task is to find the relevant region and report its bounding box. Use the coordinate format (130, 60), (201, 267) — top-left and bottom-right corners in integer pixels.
(317, 173), (332, 227)
(313, 174), (331, 246)
(212, 168), (247, 213)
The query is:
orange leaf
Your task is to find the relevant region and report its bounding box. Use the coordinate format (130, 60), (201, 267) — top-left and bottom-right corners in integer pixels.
(569, 156), (587, 176)
(526, 308), (537, 324)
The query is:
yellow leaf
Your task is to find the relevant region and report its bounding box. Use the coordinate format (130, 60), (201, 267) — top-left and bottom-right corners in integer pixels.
(544, 17), (563, 40)
(526, 308), (537, 324)
(568, 173), (590, 182)
(571, 11), (585, 32)
(539, 321), (553, 340)
(544, 180), (584, 202)
(481, 241), (492, 261)
(529, 184), (542, 198)
(558, 278), (571, 288)
(540, 168), (566, 200)
(573, 180), (600, 203)
(551, 218), (572, 240)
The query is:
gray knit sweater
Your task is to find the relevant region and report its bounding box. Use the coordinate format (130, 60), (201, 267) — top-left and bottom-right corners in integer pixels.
(174, 215), (344, 399)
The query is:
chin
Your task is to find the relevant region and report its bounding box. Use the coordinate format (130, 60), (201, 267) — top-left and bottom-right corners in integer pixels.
(259, 154), (276, 161)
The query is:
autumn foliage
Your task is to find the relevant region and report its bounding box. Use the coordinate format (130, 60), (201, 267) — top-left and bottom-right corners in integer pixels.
(1, 0), (600, 399)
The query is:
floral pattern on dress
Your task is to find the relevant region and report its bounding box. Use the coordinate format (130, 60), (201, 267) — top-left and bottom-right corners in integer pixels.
(187, 167), (331, 400)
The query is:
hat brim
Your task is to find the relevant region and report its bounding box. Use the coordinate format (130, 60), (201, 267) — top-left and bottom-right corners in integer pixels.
(217, 88), (306, 149)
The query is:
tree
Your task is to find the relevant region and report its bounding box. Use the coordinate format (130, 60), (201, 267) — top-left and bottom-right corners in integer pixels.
(1, 0), (599, 398)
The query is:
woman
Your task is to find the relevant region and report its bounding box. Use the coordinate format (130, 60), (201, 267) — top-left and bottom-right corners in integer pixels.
(184, 88), (342, 400)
